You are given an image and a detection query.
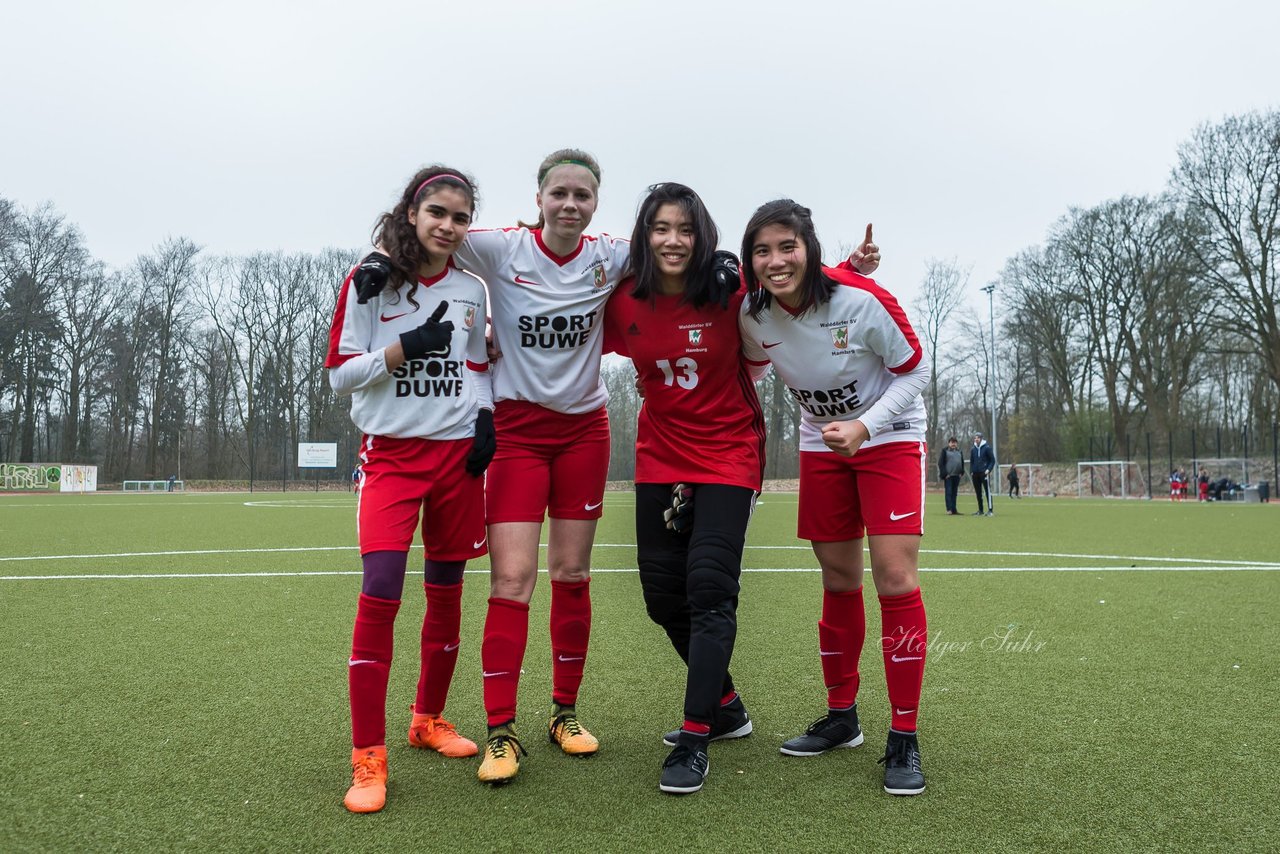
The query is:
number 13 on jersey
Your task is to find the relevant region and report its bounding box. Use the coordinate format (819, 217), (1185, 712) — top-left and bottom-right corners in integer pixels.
(656, 358), (699, 389)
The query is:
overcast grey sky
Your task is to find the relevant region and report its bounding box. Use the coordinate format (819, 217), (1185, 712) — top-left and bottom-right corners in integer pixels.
(3, 0), (1277, 312)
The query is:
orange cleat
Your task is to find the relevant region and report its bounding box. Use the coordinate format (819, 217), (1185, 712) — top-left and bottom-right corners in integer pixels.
(408, 709), (479, 758)
(343, 746), (388, 814)
(477, 726), (526, 784)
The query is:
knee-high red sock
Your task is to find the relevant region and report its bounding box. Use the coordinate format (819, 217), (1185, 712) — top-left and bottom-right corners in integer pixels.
(349, 593), (400, 748)
(820, 587), (865, 710)
(549, 579), (591, 707)
(879, 586), (927, 732)
(414, 582), (463, 716)
(482, 597), (529, 727)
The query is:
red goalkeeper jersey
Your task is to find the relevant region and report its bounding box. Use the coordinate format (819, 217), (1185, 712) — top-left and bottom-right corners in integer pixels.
(604, 282), (765, 490)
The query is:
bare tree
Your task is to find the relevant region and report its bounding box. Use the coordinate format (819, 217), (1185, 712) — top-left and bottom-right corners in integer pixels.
(1173, 110), (1280, 391)
(910, 259), (968, 443)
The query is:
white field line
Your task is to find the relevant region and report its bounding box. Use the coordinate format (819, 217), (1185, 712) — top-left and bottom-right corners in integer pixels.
(4, 564), (1279, 582)
(4, 543), (1279, 568)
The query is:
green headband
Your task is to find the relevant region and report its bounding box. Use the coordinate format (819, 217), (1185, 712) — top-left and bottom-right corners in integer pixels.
(539, 158), (600, 184)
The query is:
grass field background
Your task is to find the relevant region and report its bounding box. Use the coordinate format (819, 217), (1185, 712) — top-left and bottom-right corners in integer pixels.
(2, 491), (1278, 852)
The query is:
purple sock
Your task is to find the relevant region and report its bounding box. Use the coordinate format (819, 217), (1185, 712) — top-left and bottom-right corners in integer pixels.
(361, 550), (408, 600)
(425, 559), (465, 586)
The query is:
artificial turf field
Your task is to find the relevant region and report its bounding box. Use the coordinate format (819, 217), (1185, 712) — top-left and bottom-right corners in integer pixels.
(2, 490), (1277, 853)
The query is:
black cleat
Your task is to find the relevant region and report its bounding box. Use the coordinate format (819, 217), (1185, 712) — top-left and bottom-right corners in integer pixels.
(662, 695), (753, 747)
(779, 705), (864, 756)
(659, 735), (710, 795)
(879, 730), (926, 795)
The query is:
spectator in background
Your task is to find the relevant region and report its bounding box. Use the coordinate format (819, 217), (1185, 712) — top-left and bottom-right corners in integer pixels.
(970, 432), (995, 516)
(1006, 462), (1020, 499)
(167, 474), (176, 493)
(937, 437), (964, 515)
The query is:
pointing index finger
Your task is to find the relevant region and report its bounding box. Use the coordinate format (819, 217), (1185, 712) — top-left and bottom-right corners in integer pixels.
(863, 223), (874, 247)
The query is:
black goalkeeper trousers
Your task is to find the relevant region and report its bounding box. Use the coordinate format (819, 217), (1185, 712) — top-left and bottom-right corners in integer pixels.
(635, 483), (754, 727)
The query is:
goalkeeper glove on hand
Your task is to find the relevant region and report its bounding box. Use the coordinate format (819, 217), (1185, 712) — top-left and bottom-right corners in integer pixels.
(711, 250), (741, 310)
(664, 483), (695, 533)
(399, 300), (453, 360)
(466, 409), (496, 477)
(354, 252), (393, 304)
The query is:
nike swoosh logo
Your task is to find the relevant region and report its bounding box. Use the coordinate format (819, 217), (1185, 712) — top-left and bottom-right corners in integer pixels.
(473, 538), (487, 549)
(762, 341), (783, 349)
(514, 275), (542, 286)
(482, 670), (510, 678)
(380, 311), (412, 322)
(557, 655), (584, 662)
(894, 708), (916, 716)
(889, 511), (917, 521)
(819, 650), (842, 656)
(584, 500), (602, 511)
(443, 642), (460, 653)
(348, 658), (379, 667)
(890, 655), (923, 663)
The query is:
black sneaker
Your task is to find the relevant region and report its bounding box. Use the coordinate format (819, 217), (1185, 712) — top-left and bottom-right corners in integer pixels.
(779, 705), (864, 756)
(879, 730), (926, 795)
(658, 735), (710, 795)
(662, 695), (753, 746)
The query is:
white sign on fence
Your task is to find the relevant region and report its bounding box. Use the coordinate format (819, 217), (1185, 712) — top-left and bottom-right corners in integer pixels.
(61, 464), (98, 492)
(297, 442), (338, 468)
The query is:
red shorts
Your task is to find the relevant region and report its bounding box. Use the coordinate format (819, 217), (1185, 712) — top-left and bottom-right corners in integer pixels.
(798, 440), (927, 541)
(485, 401), (610, 523)
(356, 434), (487, 560)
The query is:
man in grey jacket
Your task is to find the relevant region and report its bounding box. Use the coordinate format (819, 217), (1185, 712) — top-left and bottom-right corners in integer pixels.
(937, 436), (964, 515)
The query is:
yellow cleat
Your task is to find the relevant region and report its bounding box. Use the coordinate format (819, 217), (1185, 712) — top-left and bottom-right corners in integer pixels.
(477, 728), (526, 784)
(408, 709), (479, 758)
(549, 709), (599, 756)
(343, 746), (388, 814)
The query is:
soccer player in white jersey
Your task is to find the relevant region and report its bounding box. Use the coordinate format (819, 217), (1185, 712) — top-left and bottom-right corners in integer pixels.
(738, 200), (932, 796)
(326, 167), (497, 813)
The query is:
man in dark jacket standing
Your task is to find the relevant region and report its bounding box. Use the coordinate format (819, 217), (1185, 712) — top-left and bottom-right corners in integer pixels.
(938, 436), (965, 515)
(970, 433), (996, 516)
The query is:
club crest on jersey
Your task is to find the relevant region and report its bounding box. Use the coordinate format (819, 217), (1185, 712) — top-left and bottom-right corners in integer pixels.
(463, 306), (476, 329)
(688, 329), (702, 345)
(593, 265), (607, 289)
(830, 326), (849, 349)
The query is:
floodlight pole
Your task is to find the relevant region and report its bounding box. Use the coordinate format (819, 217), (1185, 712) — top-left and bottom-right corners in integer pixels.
(981, 283), (998, 511)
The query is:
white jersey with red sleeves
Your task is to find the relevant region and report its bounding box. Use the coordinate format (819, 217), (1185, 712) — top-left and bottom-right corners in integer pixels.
(739, 265), (928, 453)
(325, 264), (491, 440)
(454, 227), (630, 414)
(604, 282), (765, 491)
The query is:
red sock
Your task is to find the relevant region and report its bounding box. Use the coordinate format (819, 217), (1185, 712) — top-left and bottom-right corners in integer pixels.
(820, 587), (865, 710)
(879, 587), (927, 732)
(720, 691), (738, 707)
(414, 582), (463, 716)
(482, 597), (529, 727)
(682, 720), (712, 736)
(549, 579), (591, 707)
(349, 593), (400, 748)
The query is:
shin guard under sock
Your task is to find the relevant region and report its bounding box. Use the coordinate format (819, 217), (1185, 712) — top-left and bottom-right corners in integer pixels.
(820, 587), (865, 710)
(879, 586), (927, 732)
(481, 597), (530, 727)
(349, 593), (401, 748)
(549, 579), (591, 707)
(414, 581), (463, 716)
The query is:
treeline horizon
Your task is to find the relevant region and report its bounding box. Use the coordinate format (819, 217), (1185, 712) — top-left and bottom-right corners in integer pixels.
(1, 109), (1276, 483)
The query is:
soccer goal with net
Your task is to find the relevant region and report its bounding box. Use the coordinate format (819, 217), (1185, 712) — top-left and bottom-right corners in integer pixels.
(1189, 458), (1251, 485)
(998, 463), (1043, 497)
(1076, 461), (1146, 499)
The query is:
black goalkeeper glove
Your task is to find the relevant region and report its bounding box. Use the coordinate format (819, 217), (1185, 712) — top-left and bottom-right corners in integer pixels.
(354, 252), (393, 304)
(711, 250), (741, 310)
(399, 300), (453, 360)
(664, 482), (695, 533)
(466, 409), (496, 477)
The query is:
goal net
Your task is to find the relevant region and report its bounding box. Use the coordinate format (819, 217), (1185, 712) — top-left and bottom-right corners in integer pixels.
(1076, 460), (1145, 499)
(998, 463), (1043, 497)
(1189, 458), (1251, 486)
